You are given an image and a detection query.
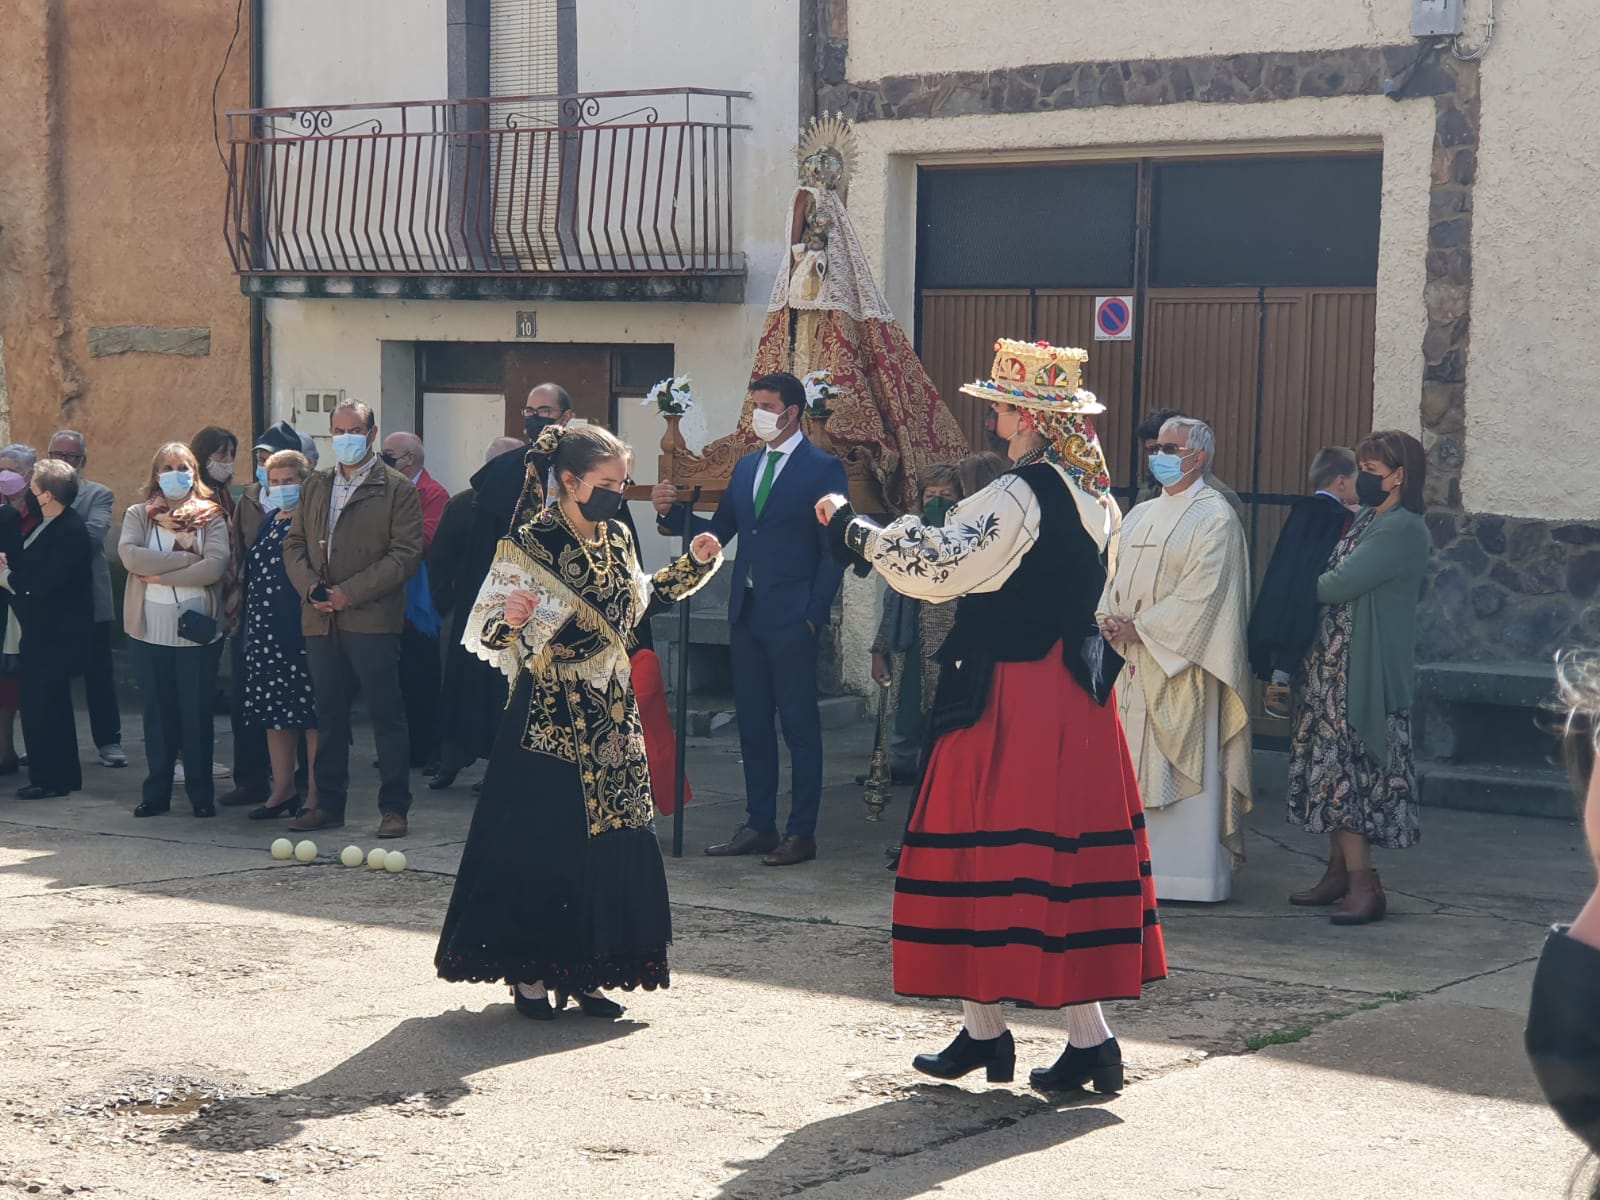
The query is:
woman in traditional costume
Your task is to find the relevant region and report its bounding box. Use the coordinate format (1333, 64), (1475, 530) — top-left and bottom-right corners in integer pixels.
(817, 340), (1165, 1092)
(434, 424), (722, 1018)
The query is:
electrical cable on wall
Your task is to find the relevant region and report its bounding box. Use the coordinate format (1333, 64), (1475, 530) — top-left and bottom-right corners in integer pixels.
(212, 0), (247, 170)
(1452, 0), (1495, 60)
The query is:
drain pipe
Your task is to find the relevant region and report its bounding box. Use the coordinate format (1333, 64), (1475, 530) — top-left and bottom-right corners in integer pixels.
(248, 0), (267, 436)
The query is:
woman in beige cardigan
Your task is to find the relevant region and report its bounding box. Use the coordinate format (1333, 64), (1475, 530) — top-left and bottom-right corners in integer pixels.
(118, 443), (230, 818)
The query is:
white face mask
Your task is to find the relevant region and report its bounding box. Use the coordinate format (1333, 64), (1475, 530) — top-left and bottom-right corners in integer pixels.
(207, 459), (235, 485)
(750, 407), (786, 441)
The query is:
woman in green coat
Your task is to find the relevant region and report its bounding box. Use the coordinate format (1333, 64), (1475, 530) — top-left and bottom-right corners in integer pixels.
(1285, 431), (1430, 926)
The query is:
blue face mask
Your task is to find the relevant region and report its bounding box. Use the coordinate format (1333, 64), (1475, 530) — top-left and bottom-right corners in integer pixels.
(270, 484), (301, 512)
(158, 470), (194, 500)
(256, 464), (269, 489)
(331, 432), (370, 466)
(1148, 452), (1190, 488)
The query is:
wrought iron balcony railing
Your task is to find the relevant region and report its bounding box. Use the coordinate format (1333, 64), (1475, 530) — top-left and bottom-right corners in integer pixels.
(224, 88), (749, 288)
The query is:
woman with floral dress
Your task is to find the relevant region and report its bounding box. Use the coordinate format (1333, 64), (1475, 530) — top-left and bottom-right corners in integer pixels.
(1285, 430), (1430, 925)
(240, 450), (319, 819)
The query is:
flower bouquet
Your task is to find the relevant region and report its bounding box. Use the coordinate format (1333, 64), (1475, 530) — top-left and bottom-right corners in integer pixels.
(644, 375), (694, 416)
(801, 369), (837, 417)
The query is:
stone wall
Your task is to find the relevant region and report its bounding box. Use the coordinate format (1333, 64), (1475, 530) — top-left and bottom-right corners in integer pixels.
(0, 0), (252, 514)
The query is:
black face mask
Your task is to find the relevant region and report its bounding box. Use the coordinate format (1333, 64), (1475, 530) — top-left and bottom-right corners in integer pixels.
(524, 414), (553, 442)
(379, 451), (398, 469)
(23, 491), (40, 519)
(577, 484), (624, 523)
(1355, 470), (1390, 509)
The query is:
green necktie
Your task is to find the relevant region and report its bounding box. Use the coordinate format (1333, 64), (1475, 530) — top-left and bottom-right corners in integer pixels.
(753, 449), (783, 517)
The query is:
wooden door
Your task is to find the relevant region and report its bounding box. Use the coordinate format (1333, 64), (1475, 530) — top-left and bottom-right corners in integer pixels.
(1033, 290), (1137, 490)
(918, 289), (1032, 453)
(502, 344), (614, 435)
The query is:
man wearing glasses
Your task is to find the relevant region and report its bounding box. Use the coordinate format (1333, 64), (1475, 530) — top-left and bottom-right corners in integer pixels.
(1099, 416), (1253, 904)
(1131, 408), (1244, 519)
(47, 430), (123, 769)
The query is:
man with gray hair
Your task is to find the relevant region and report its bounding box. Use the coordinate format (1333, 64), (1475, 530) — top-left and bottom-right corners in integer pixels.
(47, 430), (123, 767)
(1099, 415), (1253, 903)
(284, 399), (425, 839)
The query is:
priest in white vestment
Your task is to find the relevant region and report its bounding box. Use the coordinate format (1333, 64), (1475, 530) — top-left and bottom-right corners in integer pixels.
(1099, 416), (1252, 902)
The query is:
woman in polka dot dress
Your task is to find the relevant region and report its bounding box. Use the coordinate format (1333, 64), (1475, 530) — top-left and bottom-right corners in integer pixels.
(241, 450), (319, 819)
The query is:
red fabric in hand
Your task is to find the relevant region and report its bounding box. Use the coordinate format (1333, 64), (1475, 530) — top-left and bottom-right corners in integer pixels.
(631, 648), (691, 814)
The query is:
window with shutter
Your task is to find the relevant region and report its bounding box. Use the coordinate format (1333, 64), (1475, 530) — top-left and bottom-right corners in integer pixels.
(490, 0), (562, 267)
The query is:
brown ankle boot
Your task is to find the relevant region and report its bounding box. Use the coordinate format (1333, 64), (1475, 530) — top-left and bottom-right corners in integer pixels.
(1329, 868), (1387, 925)
(1289, 858), (1348, 906)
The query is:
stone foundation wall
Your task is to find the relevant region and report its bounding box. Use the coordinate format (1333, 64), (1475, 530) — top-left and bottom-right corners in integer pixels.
(1423, 513), (1600, 662)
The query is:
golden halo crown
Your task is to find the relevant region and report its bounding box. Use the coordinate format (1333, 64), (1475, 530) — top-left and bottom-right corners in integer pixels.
(796, 112), (858, 193)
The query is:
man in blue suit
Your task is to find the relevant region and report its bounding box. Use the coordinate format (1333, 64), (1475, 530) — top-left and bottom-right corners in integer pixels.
(652, 372), (847, 866)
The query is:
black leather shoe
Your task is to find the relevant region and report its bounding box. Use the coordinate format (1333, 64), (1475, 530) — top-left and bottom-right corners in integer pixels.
(1029, 1037), (1124, 1094)
(192, 805), (217, 818)
(912, 1029), (1015, 1083)
(17, 785), (69, 799)
(510, 985), (555, 1021)
(428, 768), (459, 790)
(248, 800), (300, 820)
(704, 826), (781, 857)
(132, 802), (170, 817)
(557, 990), (625, 1019)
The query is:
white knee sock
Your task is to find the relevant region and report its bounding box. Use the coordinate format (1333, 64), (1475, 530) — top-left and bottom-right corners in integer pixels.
(516, 981), (547, 1000)
(961, 1001), (1009, 1041)
(1066, 1003), (1113, 1047)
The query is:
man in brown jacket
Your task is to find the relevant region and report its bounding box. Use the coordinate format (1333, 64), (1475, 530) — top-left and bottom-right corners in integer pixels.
(284, 400), (425, 838)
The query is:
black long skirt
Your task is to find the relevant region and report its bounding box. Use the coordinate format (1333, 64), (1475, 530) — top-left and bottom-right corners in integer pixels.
(434, 673), (672, 994)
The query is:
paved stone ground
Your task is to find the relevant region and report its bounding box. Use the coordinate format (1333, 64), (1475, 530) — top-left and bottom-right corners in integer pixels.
(0, 709), (1592, 1198)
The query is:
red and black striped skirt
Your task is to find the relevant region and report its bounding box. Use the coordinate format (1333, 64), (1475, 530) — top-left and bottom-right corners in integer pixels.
(893, 651), (1166, 1008)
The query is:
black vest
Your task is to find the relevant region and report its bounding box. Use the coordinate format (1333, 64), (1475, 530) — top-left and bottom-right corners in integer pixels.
(927, 462), (1121, 739)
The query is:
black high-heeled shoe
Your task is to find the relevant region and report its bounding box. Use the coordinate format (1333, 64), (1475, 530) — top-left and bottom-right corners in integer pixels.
(555, 990), (625, 1019)
(912, 1029), (1015, 1083)
(248, 799), (301, 820)
(1029, 1037), (1124, 1094)
(510, 984), (555, 1021)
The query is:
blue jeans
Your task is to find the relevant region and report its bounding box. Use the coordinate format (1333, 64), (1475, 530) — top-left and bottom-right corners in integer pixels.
(131, 637), (223, 811)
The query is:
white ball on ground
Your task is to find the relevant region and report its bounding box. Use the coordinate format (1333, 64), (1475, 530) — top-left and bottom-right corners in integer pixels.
(366, 848), (389, 870)
(269, 838), (293, 861)
(293, 840), (317, 863)
(383, 851), (407, 874)
(340, 845), (364, 868)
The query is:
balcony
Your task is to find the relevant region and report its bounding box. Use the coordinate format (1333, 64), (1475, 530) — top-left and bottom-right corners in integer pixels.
(224, 88), (750, 303)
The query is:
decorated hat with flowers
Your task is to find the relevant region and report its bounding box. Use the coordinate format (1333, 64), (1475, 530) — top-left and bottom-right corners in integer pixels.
(959, 338), (1103, 414)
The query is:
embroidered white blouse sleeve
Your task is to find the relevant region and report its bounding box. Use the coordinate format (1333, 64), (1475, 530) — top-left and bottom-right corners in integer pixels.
(843, 473), (1041, 603)
(462, 545), (574, 681)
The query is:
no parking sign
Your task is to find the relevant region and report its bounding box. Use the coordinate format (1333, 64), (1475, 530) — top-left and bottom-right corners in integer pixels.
(1095, 296), (1134, 342)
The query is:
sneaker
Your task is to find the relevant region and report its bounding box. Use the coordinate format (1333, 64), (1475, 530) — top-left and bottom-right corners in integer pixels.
(174, 762), (229, 782)
(97, 743), (128, 768)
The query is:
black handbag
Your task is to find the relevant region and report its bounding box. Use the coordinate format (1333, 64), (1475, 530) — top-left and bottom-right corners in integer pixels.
(176, 608), (219, 645)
